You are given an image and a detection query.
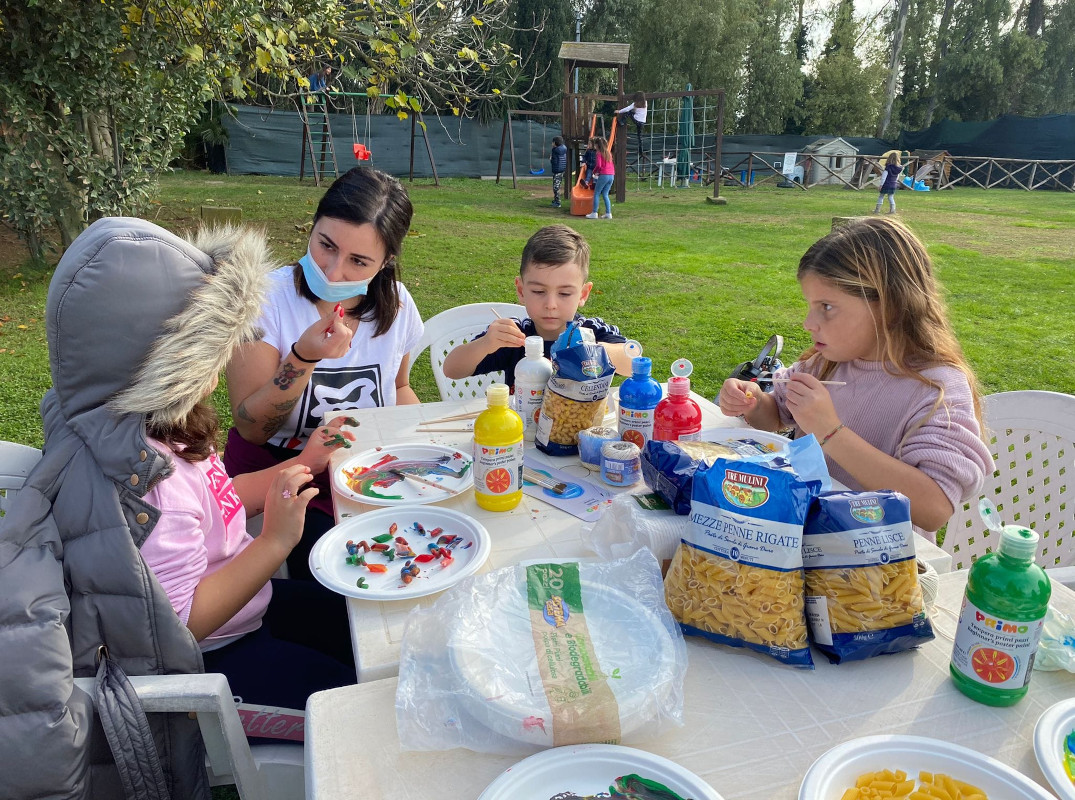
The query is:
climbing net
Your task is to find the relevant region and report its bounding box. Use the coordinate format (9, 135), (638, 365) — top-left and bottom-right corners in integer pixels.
(620, 89), (724, 190)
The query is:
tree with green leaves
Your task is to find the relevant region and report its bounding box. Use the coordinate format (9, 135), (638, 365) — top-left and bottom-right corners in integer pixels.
(739, 0), (804, 134)
(511, 0), (576, 110)
(0, 0), (525, 259)
(804, 0), (883, 136)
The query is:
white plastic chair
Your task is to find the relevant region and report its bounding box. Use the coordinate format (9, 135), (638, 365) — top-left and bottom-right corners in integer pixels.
(943, 391), (1075, 571)
(408, 301), (527, 401)
(74, 674), (304, 799)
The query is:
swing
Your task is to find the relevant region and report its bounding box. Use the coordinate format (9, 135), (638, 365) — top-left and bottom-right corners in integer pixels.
(351, 97), (372, 161)
(528, 119), (545, 175)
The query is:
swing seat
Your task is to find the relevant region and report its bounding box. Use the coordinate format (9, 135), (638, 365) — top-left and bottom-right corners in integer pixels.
(353, 143), (371, 161)
(529, 167), (545, 175)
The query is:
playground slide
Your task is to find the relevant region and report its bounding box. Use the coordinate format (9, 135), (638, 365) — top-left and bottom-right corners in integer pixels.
(570, 116), (619, 216)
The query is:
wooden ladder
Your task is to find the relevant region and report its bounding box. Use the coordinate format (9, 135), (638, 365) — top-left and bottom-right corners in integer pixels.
(298, 96), (338, 186)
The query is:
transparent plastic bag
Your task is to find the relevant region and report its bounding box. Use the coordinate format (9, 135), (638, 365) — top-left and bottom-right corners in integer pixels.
(395, 548), (687, 754)
(1035, 606), (1075, 672)
(582, 491), (688, 568)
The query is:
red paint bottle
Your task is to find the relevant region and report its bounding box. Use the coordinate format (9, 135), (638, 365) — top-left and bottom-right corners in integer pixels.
(652, 375), (702, 441)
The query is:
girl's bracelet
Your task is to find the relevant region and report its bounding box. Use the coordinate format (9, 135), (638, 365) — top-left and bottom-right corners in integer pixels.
(819, 422), (845, 447)
(289, 342), (321, 364)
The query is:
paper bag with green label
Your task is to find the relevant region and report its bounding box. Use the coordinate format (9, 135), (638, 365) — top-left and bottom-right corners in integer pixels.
(395, 549), (687, 755)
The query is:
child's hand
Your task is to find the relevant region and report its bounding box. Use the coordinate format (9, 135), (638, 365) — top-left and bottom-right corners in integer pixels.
(294, 303), (354, 362)
(297, 416), (359, 473)
(483, 318), (527, 352)
(718, 378), (759, 417)
(783, 373), (839, 437)
(260, 464), (317, 554)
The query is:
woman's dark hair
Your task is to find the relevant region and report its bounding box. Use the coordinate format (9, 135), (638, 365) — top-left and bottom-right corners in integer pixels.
(294, 167), (414, 337)
(633, 91), (646, 107)
(148, 400), (220, 463)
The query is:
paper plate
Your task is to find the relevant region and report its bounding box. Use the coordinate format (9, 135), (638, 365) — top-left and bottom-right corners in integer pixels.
(699, 426), (791, 453)
(1035, 698), (1075, 800)
(332, 443), (473, 507)
(308, 506), (490, 601)
(799, 735), (1055, 800)
(478, 744), (724, 800)
(448, 580), (680, 748)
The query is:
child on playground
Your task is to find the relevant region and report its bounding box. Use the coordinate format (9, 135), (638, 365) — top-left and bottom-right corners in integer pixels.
(582, 138), (598, 190)
(550, 135), (568, 207)
(585, 136), (615, 219)
(718, 217), (991, 537)
(617, 91), (647, 151)
(442, 224), (633, 388)
(875, 152), (903, 213)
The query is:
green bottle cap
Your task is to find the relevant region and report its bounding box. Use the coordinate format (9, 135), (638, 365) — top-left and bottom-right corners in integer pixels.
(998, 524), (1039, 561)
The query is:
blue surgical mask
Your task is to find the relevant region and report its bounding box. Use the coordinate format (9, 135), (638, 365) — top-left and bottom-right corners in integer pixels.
(299, 248), (373, 303)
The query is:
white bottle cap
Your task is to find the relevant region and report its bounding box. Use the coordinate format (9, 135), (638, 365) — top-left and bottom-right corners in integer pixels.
(670, 358), (693, 378)
(524, 336), (544, 359)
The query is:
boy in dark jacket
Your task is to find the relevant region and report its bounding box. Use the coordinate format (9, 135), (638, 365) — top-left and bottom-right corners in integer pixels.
(550, 136), (568, 207)
(581, 138), (598, 190)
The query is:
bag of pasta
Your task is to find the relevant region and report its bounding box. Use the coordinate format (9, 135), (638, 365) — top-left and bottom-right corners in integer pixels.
(664, 457), (822, 668)
(802, 490), (935, 664)
(535, 323), (615, 457)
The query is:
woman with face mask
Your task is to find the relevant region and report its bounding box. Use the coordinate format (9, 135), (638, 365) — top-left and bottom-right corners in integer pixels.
(224, 167), (424, 579)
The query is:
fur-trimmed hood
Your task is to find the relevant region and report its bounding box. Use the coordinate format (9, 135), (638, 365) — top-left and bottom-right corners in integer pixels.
(48, 217), (273, 429)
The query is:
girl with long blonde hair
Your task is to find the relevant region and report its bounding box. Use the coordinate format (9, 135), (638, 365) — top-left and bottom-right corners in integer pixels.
(719, 217), (991, 535)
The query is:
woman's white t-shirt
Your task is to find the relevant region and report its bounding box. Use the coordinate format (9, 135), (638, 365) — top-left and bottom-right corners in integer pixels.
(257, 267), (424, 449)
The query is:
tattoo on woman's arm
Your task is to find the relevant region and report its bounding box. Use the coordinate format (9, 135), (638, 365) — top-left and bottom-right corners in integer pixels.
(236, 402), (256, 424)
(273, 362), (306, 391)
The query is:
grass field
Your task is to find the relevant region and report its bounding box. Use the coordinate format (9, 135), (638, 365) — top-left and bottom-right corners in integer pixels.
(0, 172), (1072, 448)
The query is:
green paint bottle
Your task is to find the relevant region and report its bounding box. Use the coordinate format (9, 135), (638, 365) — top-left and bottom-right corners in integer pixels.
(949, 524), (1051, 706)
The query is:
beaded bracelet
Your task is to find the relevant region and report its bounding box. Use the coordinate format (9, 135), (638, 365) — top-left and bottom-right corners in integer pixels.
(289, 342), (321, 364)
(820, 422), (845, 447)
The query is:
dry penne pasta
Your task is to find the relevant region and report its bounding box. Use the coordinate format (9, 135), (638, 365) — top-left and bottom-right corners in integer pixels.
(536, 390), (606, 446)
(806, 560), (926, 634)
(666, 546), (807, 650)
(843, 770), (988, 800)
(802, 490), (935, 663)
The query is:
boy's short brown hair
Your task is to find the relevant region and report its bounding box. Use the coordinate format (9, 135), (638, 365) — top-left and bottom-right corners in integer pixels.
(520, 224), (590, 281)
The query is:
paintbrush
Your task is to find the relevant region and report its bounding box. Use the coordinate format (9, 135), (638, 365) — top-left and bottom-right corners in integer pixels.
(522, 467), (568, 495)
(387, 468), (456, 494)
(768, 379), (847, 386)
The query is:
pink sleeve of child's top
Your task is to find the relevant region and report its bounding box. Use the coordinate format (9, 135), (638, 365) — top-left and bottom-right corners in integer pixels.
(140, 452), (212, 625)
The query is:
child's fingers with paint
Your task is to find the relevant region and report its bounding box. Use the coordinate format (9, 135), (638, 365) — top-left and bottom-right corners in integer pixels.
(782, 373), (839, 437)
(718, 378), (759, 418)
(261, 464), (316, 552)
(297, 418), (359, 473)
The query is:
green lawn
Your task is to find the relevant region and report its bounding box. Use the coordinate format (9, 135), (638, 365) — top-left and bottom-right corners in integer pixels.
(0, 172), (1072, 448)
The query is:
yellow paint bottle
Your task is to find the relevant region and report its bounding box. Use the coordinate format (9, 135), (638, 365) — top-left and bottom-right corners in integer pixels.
(473, 383), (524, 512)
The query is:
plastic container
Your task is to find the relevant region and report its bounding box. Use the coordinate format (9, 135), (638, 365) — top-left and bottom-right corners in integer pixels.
(617, 357), (662, 448)
(512, 336), (553, 442)
(652, 376), (702, 442)
(473, 384), (524, 512)
(949, 525), (1051, 706)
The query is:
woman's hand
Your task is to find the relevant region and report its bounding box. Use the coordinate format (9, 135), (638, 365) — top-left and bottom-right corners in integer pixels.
(783, 373), (840, 437)
(260, 464), (317, 554)
(296, 416), (359, 474)
(294, 303), (355, 362)
(718, 378), (759, 417)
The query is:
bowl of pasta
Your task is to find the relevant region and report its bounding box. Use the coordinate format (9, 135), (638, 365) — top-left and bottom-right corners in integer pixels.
(799, 735), (1055, 800)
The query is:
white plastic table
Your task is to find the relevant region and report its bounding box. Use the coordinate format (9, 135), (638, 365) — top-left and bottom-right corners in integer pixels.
(325, 393), (951, 683)
(305, 570), (1075, 800)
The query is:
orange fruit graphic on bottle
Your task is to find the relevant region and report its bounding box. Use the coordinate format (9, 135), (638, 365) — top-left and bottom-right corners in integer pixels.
(485, 468), (512, 494)
(622, 429), (645, 448)
(971, 646), (1016, 684)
